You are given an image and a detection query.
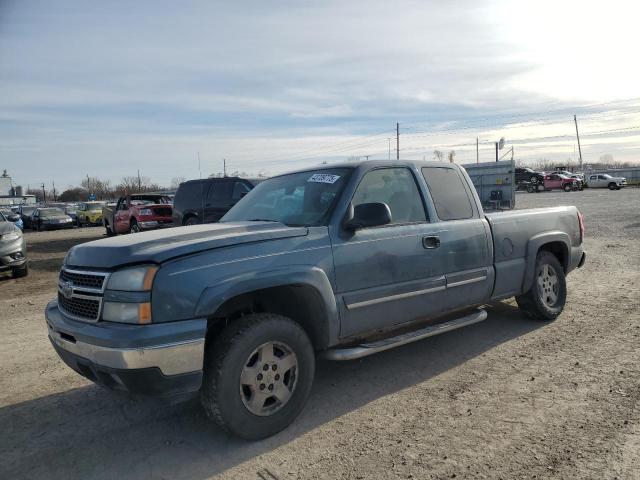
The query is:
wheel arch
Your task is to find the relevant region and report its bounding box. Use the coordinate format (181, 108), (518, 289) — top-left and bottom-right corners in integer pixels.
(522, 232), (570, 293)
(195, 267), (339, 351)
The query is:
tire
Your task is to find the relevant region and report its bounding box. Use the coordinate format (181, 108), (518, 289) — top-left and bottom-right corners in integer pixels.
(527, 185), (535, 193)
(563, 183), (572, 192)
(129, 221), (141, 234)
(516, 251), (566, 321)
(200, 313), (315, 440)
(12, 263), (28, 278)
(608, 183), (617, 190)
(184, 216), (199, 226)
(616, 186), (621, 190)
(530, 176), (538, 184)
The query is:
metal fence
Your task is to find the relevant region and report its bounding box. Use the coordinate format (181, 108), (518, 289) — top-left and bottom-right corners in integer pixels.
(461, 160), (515, 210)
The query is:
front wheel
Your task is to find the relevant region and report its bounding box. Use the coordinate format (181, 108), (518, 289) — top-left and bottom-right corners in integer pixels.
(608, 183), (617, 190)
(563, 183), (572, 192)
(129, 221), (141, 234)
(516, 251), (566, 321)
(12, 263), (28, 278)
(200, 313), (315, 440)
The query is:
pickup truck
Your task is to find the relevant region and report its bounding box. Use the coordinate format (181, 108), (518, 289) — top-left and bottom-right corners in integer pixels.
(543, 173), (580, 192)
(585, 173), (627, 190)
(46, 160), (586, 440)
(102, 194), (173, 235)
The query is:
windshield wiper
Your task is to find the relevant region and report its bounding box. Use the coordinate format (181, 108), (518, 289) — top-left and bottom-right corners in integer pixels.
(247, 218), (280, 223)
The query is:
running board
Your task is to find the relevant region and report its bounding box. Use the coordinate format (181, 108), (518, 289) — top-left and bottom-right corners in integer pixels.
(322, 309), (488, 361)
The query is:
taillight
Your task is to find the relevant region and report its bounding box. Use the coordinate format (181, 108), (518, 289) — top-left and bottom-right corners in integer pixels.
(577, 211), (585, 243)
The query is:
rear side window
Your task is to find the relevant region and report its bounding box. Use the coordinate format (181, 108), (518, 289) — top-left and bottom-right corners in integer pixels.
(175, 182), (204, 207)
(421, 167), (473, 221)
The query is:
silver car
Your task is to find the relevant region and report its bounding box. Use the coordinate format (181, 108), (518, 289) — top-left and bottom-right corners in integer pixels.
(0, 211), (28, 277)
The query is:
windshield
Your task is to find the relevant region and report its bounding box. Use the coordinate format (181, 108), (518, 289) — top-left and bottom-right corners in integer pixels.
(21, 207), (35, 215)
(222, 168), (352, 227)
(39, 208), (65, 218)
(0, 212), (6, 222)
(85, 203), (103, 211)
(129, 196), (171, 206)
(602, 174), (612, 179)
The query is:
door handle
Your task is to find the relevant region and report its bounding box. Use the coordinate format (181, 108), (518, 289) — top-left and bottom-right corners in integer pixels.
(422, 235), (440, 249)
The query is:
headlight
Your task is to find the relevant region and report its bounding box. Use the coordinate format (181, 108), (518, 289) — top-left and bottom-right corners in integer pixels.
(102, 302), (152, 324)
(107, 265), (158, 291)
(139, 208), (153, 216)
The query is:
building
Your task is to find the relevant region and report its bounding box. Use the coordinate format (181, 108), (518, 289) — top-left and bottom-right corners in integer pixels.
(0, 169), (35, 206)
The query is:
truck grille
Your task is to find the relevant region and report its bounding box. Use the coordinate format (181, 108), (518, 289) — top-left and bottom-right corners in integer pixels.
(59, 269), (106, 290)
(58, 268), (109, 322)
(58, 292), (101, 322)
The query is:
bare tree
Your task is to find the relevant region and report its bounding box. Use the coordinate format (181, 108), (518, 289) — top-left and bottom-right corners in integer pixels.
(433, 150), (444, 161)
(170, 177), (186, 189)
(448, 150), (456, 163)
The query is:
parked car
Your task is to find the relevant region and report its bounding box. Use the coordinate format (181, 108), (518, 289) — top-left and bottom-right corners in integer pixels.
(543, 173), (579, 192)
(0, 212), (28, 277)
(102, 194), (173, 235)
(172, 177), (264, 226)
(46, 160), (586, 440)
(555, 170), (584, 189)
(1, 209), (24, 230)
(31, 207), (74, 231)
(64, 205), (78, 223)
(515, 167), (545, 185)
(585, 173), (627, 190)
(76, 201), (106, 227)
(19, 205), (37, 229)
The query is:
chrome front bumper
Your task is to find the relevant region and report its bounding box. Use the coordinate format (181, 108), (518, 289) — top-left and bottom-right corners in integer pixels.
(48, 325), (204, 376)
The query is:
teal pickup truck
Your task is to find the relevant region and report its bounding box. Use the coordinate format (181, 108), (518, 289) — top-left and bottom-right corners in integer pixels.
(46, 160), (586, 439)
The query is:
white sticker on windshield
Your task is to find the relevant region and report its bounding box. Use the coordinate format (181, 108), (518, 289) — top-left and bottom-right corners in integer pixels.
(308, 173), (340, 184)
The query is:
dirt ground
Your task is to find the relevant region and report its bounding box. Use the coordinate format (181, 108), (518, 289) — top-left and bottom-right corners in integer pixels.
(1, 188), (639, 480)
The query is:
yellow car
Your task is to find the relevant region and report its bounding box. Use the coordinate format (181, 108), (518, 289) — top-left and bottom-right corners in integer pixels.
(76, 201), (106, 227)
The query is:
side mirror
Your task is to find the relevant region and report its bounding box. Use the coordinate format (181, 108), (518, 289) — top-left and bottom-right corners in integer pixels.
(344, 202), (392, 231)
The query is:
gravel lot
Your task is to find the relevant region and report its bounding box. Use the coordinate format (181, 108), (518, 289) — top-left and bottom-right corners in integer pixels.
(1, 188), (639, 480)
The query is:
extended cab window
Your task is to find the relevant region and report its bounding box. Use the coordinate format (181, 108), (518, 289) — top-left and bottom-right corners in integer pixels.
(206, 181), (233, 206)
(421, 167), (473, 221)
(352, 168), (426, 224)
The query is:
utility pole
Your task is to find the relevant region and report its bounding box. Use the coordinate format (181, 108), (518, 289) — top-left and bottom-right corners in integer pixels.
(574, 115), (583, 168)
(52, 181), (57, 202)
(41, 183), (46, 203)
(476, 137), (479, 164)
(495, 142), (499, 162)
(223, 159), (227, 177)
(137, 169), (142, 192)
(396, 123), (400, 160)
(197, 151), (202, 179)
(388, 138), (391, 160)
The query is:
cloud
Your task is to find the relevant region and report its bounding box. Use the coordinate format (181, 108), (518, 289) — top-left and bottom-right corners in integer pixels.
(0, 0), (638, 187)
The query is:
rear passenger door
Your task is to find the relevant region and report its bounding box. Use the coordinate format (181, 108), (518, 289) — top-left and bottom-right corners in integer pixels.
(203, 180), (233, 223)
(420, 167), (493, 312)
(331, 167), (447, 338)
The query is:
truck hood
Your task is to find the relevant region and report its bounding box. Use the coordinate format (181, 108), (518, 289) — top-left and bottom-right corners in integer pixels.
(0, 221), (18, 236)
(65, 221), (308, 269)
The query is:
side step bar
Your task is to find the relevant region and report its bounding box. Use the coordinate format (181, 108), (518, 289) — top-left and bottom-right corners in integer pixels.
(322, 308), (487, 361)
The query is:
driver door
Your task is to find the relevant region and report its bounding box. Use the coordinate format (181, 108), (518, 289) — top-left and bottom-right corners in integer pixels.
(330, 167), (446, 338)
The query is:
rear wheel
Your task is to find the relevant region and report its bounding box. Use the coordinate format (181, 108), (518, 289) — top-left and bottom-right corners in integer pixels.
(526, 185), (535, 193)
(200, 313), (315, 440)
(184, 216), (199, 226)
(516, 251), (566, 321)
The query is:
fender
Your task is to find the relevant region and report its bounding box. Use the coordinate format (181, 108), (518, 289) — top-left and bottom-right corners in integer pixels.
(194, 266), (339, 348)
(522, 231), (570, 293)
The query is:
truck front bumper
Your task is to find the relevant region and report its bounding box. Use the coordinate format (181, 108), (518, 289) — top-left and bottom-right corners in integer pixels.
(45, 300), (207, 397)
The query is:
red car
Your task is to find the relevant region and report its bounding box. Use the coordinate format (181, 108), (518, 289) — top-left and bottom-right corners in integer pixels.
(103, 194), (173, 235)
(543, 173), (579, 192)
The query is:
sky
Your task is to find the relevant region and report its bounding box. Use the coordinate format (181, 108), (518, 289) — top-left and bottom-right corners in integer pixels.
(1, 0), (639, 190)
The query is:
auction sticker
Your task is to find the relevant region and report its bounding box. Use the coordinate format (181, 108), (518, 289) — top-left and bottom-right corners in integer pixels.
(308, 173), (340, 184)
